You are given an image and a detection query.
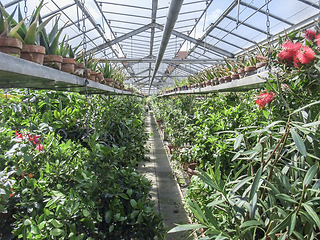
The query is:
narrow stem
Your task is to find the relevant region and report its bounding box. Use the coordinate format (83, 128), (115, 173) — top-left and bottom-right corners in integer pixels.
(276, 72), (291, 112)
(296, 185), (306, 214)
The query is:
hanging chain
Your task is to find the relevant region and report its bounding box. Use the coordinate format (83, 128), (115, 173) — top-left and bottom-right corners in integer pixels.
(81, 0), (89, 135)
(27, 88), (32, 132)
(24, 0), (28, 22)
(266, 0), (271, 72)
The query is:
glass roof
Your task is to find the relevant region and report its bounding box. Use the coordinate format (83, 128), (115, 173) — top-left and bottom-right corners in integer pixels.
(1, 0), (319, 94)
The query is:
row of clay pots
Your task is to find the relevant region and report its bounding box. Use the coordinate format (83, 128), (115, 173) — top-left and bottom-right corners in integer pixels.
(164, 65), (264, 94)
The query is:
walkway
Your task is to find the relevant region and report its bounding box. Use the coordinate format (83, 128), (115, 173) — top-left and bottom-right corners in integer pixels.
(139, 111), (193, 240)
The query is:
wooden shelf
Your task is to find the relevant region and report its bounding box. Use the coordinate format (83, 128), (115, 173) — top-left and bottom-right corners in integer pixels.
(0, 52), (138, 96)
(159, 71), (269, 97)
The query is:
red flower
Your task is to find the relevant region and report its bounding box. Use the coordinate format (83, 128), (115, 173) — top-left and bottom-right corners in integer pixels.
(36, 144), (43, 151)
(294, 46), (315, 66)
(316, 34), (320, 48)
(21, 171), (25, 177)
(28, 135), (41, 145)
(255, 91), (276, 108)
(15, 130), (23, 139)
(304, 29), (317, 41)
(277, 41), (302, 63)
(9, 188), (15, 197)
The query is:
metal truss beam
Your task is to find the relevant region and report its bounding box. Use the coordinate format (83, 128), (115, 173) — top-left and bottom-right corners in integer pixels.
(87, 23), (152, 54)
(67, 27), (95, 42)
(225, 15), (268, 35)
(214, 26), (255, 43)
(97, 1), (152, 10)
(42, 2), (75, 19)
(168, 64), (196, 74)
(297, 0), (320, 9)
(240, 1), (294, 26)
(103, 58), (223, 64)
(155, 23), (234, 58)
(208, 34), (244, 50)
(103, 10), (150, 19)
(3, 0), (23, 8)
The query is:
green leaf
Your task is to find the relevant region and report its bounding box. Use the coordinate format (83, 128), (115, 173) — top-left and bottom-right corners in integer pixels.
(249, 167), (262, 201)
(234, 133), (243, 150)
(24, 219), (32, 225)
(240, 220), (263, 228)
(302, 203), (320, 230)
(105, 210), (111, 223)
(51, 219), (63, 228)
(276, 194), (298, 204)
(83, 209), (90, 217)
(269, 211), (293, 235)
(130, 199), (137, 208)
(303, 164), (318, 186)
(109, 225), (114, 233)
(50, 228), (64, 236)
(168, 224), (206, 233)
(290, 128), (306, 156)
(288, 212), (296, 236)
(290, 101), (320, 116)
(31, 224), (40, 235)
(120, 193), (129, 200)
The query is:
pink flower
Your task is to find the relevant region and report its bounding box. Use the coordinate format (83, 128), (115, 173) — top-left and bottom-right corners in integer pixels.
(255, 91), (276, 108)
(304, 29), (317, 41)
(36, 144), (43, 151)
(294, 46), (315, 66)
(316, 34), (320, 48)
(277, 41), (302, 63)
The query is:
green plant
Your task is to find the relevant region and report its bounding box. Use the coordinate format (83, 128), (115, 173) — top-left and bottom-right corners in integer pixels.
(0, 7), (25, 38)
(98, 59), (115, 78)
(12, 0), (59, 45)
(39, 16), (67, 55)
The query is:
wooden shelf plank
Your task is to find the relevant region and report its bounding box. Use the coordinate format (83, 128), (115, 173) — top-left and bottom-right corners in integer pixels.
(0, 52), (138, 96)
(159, 71), (269, 97)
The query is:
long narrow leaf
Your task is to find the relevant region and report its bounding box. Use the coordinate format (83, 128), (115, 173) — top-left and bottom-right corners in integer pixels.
(302, 203), (320, 230)
(290, 101), (320, 115)
(249, 168), (262, 201)
(269, 211), (294, 235)
(303, 164), (318, 186)
(168, 224), (206, 233)
(290, 128), (306, 156)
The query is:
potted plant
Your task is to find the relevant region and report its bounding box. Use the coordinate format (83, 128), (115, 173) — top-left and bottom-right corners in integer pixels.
(39, 15), (66, 70)
(254, 42), (268, 69)
(86, 53), (99, 81)
(225, 57), (239, 80)
(98, 59), (115, 85)
(58, 35), (79, 74)
(74, 50), (86, 77)
(13, 0), (59, 64)
(113, 67), (126, 89)
(0, 7), (24, 57)
(244, 53), (257, 73)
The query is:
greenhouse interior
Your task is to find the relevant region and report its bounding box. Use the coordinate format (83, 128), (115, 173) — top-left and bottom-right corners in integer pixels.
(1, 0), (320, 239)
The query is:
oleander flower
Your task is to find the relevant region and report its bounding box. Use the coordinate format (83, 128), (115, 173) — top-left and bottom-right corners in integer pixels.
(255, 91), (276, 108)
(28, 135), (40, 145)
(36, 144), (43, 151)
(304, 29), (317, 41)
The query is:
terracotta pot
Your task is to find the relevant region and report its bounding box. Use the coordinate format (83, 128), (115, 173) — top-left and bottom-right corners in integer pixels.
(186, 163), (199, 181)
(74, 62), (85, 77)
(96, 72), (104, 82)
(90, 71), (97, 81)
(167, 143), (175, 154)
(218, 77), (224, 84)
(231, 73), (239, 80)
(188, 85), (191, 89)
(245, 66), (257, 72)
(44, 55), (63, 70)
(20, 45), (45, 64)
(237, 68), (245, 74)
(224, 76), (232, 82)
(61, 58), (75, 74)
(177, 87), (181, 91)
(206, 80), (211, 86)
(256, 61), (267, 68)
(104, 78), (114, 86)
(0, 37), (22, 57)
(120, 83), (124, 90)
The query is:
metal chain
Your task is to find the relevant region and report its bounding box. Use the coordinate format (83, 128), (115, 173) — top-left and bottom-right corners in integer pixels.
(266, 0), (271, 72)
(24, 0), (28, 22)
(81, 0), (89, 135)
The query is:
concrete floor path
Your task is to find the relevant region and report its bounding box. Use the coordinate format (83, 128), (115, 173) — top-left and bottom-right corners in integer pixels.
(139, 111), (194, 240)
